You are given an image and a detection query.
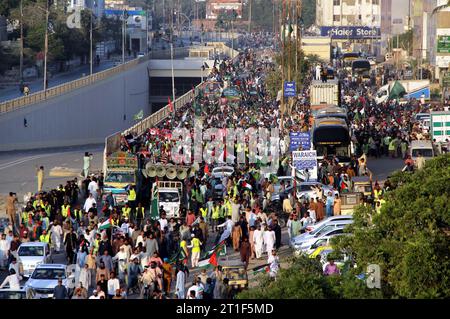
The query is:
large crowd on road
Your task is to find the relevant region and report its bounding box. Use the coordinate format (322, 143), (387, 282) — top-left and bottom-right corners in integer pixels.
(1, 32), (448, 299)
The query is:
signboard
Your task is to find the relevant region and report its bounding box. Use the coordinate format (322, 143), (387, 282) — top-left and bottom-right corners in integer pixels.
(106, 152), (138, 169)
(104, 10), (146, 16)
(289, 132), (311, 151)
(292, 150), (318, 180)
(284, 81), (296, 97)
(437, 36), (450, 53)
(436, 55), (450, 68)
(320, 26), (381, 39)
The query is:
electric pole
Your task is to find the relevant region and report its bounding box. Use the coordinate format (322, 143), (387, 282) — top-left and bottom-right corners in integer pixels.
(19, 0), (23, 82)
(43, 0), (49, 92)
(248, 0), (252, 34)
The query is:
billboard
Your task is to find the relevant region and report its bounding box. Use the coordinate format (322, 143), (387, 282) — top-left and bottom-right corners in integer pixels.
(437, 36), (450, 53)
(289, 132), (311, 151)
(320, 26), (381, 39)
(292, 150), (318, 180)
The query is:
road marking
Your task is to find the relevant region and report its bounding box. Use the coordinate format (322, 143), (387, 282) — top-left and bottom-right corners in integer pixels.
(0, 154), (54, 171)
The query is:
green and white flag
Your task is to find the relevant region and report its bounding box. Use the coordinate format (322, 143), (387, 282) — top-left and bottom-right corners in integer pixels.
(98, 218), (112, 231)
(133, 110), (144, 121)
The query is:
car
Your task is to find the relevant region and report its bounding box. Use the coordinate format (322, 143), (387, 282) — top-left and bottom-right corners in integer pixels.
(290, 219), (354, 247)
(270, 176), (295, 202)
(24, 264), (76, 299)
(0, 287), (28, 299)
(296, 234), (347, 256)
(279, 182), (339, 202)
(303, 215), (353, 233)
(211, 166), (234, 179)
(137, 52), (145, 58)
(17, 242), (53, 278)
(292, 225), (348, 252)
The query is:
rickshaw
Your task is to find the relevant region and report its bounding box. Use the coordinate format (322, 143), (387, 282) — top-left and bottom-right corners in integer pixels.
(221, 260), (248, 291)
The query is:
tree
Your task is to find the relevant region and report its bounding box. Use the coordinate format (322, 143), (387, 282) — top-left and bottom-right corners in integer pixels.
(334, 154), (450, 298)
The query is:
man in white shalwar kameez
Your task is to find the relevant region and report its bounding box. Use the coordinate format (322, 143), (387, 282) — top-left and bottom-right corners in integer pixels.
(175, 268), (186, 299)
(253, 225), (264, 259)
(50, 222), (63, 252)
(0, 235), (10, 269)
(79, 264), (91, 290)
(112, 247), (128, 282)
(263, 228), (276, 254)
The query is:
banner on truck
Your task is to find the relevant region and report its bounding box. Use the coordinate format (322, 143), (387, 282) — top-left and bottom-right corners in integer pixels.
(292, 150), (318, 180)
(289, 132), (311, 151)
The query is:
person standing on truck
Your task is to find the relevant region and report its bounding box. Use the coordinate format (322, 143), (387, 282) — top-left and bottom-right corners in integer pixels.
(415, 153), (426, 170)
(83, 152), (92, 178)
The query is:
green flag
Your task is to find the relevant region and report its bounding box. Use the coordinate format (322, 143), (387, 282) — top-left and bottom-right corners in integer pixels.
(133, 110), (144, 121)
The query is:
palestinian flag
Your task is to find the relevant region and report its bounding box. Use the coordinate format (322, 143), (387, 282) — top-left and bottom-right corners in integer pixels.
(202, 240), (226, 260)
(242, 181), (252, 191)
(198, 250), (219, 269)
(252, 263), (270, 276)
(98, 218), (112, 231)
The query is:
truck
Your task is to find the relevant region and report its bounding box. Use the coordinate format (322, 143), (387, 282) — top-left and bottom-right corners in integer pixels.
(310, 79), (340, 106)
(103, 152), (138, 206)
(430, 111), (450, 143)
(150, 181), (183, 219)
(375, 80), (430, 105)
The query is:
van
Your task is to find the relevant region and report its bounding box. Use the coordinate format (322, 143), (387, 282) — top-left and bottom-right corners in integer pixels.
(409, 140), (434, 162)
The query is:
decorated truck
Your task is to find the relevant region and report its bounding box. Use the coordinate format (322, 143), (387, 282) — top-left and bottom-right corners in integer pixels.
(103, 151), (138, 206)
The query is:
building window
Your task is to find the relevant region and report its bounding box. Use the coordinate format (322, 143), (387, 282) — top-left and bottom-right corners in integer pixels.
(372, 0), (379, 5)
(333, 15), (341, 22)
(333, 0), (340, 6)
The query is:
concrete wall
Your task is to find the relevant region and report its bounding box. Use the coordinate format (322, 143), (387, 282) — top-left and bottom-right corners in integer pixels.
(0, 61), (150, 152)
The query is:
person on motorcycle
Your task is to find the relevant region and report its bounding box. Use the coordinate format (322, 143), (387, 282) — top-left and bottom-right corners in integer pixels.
(141, 261), (163, 295)
(127, 257), (143, 295)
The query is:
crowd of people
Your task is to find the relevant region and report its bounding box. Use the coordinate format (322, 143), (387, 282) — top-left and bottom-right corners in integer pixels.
(1, 32), (446, 299)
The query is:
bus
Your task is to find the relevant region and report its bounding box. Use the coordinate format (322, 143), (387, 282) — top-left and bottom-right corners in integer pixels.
(342, 52), (360, 70)
(351, 59), (371, 80)
(312, 117), (352, 165)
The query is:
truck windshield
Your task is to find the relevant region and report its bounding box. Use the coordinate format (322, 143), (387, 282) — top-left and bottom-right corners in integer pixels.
(105, 172), (134, 184)
(159, 192), (179, 202)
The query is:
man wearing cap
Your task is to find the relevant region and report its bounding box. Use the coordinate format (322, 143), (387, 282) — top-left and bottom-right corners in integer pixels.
(187, 234), (202, 268)
(89, 289), (100, 299)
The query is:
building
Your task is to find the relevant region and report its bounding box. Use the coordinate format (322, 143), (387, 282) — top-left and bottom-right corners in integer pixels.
(206, 0), (243, 20)
(316, 0), (381, 27)
(316, 0), (381, 55)
(433, 0), (450, 80)
(379, 0), (410, 55)
(302, 37), (332, 62)
(69, 0), (105, 16)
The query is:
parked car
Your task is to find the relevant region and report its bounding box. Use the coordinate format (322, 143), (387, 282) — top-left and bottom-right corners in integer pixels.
(290, 219), (354, 248)
(18, 242), (53, 278)
(303, 215), (354, 233)
(292, 225), (348, 251)
(276, 182), (338, 202)
(24, 264), (76, 299)
(295, 234), (345, 256)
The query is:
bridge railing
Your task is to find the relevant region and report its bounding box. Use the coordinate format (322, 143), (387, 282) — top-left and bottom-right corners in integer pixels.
(0, 46), (199, 115)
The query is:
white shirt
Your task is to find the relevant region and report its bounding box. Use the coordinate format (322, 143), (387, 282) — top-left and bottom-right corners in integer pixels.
(159, 218), (168, 231)
(217, 219), (234, 234)
(89, 295), (100, 299)
(88, 181), (99, 195)
(107, 278), (120, 295)
(0, 274), (22, 290)
(83, 197), (97, 212)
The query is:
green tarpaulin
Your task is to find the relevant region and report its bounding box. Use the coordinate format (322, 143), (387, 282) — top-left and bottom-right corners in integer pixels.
(388, 81), (406, 100)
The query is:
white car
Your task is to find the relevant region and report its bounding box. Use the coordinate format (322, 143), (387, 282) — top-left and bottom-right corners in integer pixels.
(295, 234), (345, 256)
(24, 264), (75, 299)
(211, 166), (234, 179)
(296, 182), (339, 201)
(292, 225), (348, 252)
(304, 215), (353, 233)
(290, 220), (354, 248)
(18, 242), (53, 277)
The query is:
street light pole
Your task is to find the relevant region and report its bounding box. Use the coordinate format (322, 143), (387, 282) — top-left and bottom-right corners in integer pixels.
(19, 0), (23, 82)
(43, 0), (49, 92)
(90, 8), (93, 75)
(122, 9), (125, 64)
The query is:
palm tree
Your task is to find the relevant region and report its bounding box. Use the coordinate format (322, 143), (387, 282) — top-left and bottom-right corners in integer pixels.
(432, 0), (450, 15)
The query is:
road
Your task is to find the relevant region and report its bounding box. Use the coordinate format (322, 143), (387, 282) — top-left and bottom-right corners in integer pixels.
(0, 144), (104, 216)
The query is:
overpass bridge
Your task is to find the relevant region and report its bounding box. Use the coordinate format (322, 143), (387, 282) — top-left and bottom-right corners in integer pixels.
(0, 43), (239, 152)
